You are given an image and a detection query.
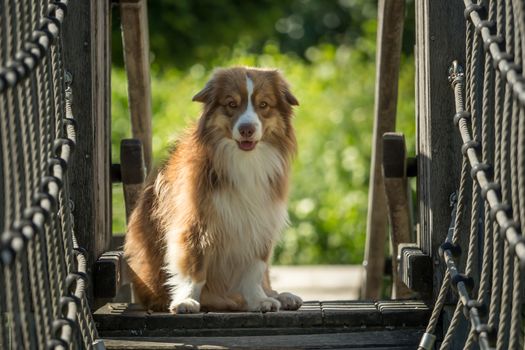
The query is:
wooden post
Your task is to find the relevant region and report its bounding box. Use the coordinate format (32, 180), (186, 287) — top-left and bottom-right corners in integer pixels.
(62, 0), (112, 300)
(120, 0), (153, 174)
(120, 139), (146, 220)
(382, 133), (414, 299)
(415, 0), (466, 298)
(363, 0), (405, 300)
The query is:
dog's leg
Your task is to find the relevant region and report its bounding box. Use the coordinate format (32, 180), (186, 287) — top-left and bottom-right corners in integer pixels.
(239, 260), (281, 312)
(166, 275), (205, 314)
(262, 267), (303, 311)
(165, 236), (207, 314)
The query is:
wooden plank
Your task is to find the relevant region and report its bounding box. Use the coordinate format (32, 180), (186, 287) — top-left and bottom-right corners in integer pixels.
(102, 329), (426, 350)
(398, 244), (432, 301)
(62, 0), (112, 300)
(363, 0), (405, 300)
(415, 0), (466, 299)
(120, 0), (153, 173)
(382, 133), (414, 299)
(94, 300), (430, 338)
(322, 301), (382, 327)
(93, 251), (128, 299)
(120, 139), (146, 220)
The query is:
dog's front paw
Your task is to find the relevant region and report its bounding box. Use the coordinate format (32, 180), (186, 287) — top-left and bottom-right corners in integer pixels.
(277, 292), (302, 310)
(248, 297), (281, 313)
(169, 298), (201, 314)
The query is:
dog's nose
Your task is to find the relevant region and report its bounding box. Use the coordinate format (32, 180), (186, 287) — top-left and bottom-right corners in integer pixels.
(238, 123), (256, 138)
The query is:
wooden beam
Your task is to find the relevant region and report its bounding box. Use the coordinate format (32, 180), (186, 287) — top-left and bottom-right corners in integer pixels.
(382, 133), (414, 299)
(120, 139), (146, 220)
(415, 0), (466, 300)
(101, 330), (427, 349)
(398, 244), (432, 301)
(120, 0), (153, 174)
(62, 0), (112, 300)
(94, 251), (126, 299)
(363, 0), (405, 300)
(94, 300), (430, 337)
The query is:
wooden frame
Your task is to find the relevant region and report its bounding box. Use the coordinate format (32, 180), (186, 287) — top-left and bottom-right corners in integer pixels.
(62, 0), (112, 301)
(415, 0), (466, 301)
(363, 0), (405, 299)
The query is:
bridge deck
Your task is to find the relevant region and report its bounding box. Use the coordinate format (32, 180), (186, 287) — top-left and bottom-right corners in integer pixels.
(95, 300), (431, 349)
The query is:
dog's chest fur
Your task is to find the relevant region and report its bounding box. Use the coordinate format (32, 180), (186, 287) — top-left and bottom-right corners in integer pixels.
(205, 140), (289, 281)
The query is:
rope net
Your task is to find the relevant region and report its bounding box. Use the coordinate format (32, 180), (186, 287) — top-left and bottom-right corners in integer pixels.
(0, 0), (102, 348)
(419, 0), (525, 349)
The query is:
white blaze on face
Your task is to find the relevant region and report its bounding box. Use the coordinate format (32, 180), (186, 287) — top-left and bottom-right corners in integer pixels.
(233, 76), (263, 141)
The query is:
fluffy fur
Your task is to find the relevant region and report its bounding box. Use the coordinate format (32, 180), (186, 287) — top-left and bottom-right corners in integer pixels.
(124, 67), (302, 313)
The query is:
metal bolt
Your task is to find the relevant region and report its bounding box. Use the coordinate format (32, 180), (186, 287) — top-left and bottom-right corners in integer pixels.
(448, 60), (465, 84)
(64, 71), (73, 84)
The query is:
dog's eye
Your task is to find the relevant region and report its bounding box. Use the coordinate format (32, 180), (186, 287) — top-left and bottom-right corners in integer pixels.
(228, 101), (238, 108)
(259, 101), (268, 109)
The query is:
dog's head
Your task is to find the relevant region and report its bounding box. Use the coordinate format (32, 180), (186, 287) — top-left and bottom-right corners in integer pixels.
(192, 67), (298, 153)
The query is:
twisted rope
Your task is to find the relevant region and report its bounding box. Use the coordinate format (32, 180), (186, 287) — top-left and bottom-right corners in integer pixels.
(0, 1), (104, 348)
(420, 0), (525, 346)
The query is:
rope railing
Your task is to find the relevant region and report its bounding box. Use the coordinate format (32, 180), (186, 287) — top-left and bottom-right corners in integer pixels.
(419, 0), (525, 349)
(0, 0), (104, 348)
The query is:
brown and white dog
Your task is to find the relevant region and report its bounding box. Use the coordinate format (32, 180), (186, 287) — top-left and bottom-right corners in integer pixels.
(124, 67), (302, 313)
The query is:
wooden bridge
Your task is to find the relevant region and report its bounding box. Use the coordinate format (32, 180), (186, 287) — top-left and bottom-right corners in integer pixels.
(1, 0), (524, 349)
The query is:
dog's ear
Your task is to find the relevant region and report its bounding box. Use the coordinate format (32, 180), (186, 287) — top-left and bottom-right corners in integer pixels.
(192, 79), (214, 103)
(283, 88), (299, 106)
(274, 70), (299, 106)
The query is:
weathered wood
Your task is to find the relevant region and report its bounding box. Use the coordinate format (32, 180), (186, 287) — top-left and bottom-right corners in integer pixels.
(111, 235), (126, 250)
(382, 133), (414, 299)
(102, 329), (426, 350)
(94, 251), (126, 299)
(406, 157), (417, 178)
(120, 139), (146, 220)
(398, 244), (433, 301)
(62, 0), (112, 301)
(364, 0), (405, 299)
(415, 0), (466, 300)
(94, 300), (430, 338)
(120, 0), (153, 173)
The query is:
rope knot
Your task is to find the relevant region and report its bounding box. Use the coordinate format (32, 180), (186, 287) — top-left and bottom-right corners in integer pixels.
(463, 3), (485, 20)
(439, 241), (462, 259)
(451, 273), (474, 293)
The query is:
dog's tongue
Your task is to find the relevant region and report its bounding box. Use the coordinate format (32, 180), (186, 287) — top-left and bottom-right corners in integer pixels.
(238, 141), (256, 151)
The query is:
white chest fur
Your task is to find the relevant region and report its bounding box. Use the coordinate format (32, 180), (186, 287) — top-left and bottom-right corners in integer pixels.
(210, 140), (289, 258)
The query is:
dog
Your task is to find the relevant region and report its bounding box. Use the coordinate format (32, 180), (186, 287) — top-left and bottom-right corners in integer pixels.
(124, 67), (303, 314)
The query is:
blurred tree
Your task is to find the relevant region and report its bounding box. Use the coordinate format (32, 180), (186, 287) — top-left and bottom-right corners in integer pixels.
(112, 0), (414, 70)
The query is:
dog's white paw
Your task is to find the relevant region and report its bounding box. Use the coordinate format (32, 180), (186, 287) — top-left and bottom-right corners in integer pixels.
(277, 292), (302, 310)
(169, 298), (201, 314)
(248, 297), (281, 312)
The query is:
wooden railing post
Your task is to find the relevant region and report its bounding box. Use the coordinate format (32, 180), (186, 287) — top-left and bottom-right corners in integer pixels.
(62, 0), (112, 301)
(120, 0), (153, 174)
(363, 0), (405, 300)
(415, 1), (466, 301)
(120, 139), (146, 220)
(382, 133), (414, 299)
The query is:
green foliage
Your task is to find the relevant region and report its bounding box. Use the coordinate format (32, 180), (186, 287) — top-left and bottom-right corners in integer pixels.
(111, 37), (415, 265)
(112, 0), (395, 70)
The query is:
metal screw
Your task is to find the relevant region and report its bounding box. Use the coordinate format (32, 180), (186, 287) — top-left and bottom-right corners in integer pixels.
(64, 71), (73, 85)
